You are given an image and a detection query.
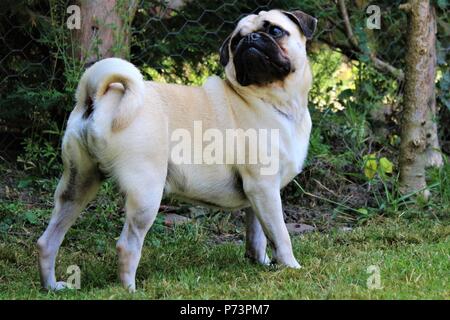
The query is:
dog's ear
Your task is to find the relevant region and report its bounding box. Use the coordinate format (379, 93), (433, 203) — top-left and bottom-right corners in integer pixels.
(283, 10), (317, 40)
(219, 35), (231, 67)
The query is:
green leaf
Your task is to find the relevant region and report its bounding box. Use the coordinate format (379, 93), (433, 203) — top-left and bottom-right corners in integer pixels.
(357, 208), (368, 216)
(436, 0), (448, 10)
(379, 157), (394, 174)
(363, 154), (378, 180)
(18, 178), (32, 189)
(25, 211), (38, 225)
(338, 88), (354, 101)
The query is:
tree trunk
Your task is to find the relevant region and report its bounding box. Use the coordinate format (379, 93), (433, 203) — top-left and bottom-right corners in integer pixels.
(423, 6), (443, 168)
(399, 0), (440, 197)
(73, 0), (138, 66)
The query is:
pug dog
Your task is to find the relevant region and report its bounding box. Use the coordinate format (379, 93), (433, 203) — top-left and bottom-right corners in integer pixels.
(37, 9), (317, 292)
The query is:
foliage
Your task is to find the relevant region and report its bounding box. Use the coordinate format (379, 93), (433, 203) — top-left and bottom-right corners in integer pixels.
(363, 154), (393, 181)
(1, 0), (447, 136)
(0, 1), (448, 240)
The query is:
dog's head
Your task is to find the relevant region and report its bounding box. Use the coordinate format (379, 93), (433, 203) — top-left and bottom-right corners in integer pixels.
(220, 9), (317, 88)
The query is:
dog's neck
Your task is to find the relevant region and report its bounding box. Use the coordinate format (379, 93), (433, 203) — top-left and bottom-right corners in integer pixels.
(226, 61), (312, 122)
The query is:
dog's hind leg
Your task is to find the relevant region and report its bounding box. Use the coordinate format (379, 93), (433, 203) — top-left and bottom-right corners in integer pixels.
(244, 208), (270, 265)
(114, 160), (166, 292)
(37, 139), (101, 290)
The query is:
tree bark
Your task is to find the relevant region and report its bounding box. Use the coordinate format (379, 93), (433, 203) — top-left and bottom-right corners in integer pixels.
(423, 6), (443, 168)
(399, 0), (440, 197)
(73, 0), (138, 66)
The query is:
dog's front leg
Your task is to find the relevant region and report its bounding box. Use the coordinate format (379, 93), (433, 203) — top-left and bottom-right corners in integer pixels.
(243, 179), (300, 268)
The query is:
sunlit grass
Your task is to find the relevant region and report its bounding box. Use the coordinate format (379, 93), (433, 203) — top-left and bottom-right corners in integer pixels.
(0, 215), (448, 299)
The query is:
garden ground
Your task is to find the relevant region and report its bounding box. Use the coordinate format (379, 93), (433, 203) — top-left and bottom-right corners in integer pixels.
(0, 165), (448, 299)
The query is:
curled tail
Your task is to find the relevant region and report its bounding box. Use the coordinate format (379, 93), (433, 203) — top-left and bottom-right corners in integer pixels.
(76, 58), (145, 132)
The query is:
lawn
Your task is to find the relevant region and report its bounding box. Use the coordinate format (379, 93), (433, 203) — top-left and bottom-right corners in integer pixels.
(1, 152), (449, 300)
(0, 213), (448, 299)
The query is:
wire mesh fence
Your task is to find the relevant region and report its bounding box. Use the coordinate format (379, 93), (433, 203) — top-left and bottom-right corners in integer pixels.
(0, 1), (280, 160)
(1, 0), (446, 161)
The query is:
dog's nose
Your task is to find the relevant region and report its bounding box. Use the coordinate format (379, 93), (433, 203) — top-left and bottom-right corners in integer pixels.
(249, 33), (261, 41)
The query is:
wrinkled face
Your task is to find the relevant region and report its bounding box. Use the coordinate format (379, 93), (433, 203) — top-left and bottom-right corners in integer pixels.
(220, 10), (317, 87)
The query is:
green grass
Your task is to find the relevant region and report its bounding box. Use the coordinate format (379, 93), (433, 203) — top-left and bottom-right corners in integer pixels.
(0, 152), (449, 300)
(0, 216), (449, 299)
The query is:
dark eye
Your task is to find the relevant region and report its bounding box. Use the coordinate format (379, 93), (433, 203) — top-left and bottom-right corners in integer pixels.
(268, 25), (284, 38)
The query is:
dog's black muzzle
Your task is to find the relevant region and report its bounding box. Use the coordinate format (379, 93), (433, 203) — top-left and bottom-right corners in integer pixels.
(233, 32), (291, 86)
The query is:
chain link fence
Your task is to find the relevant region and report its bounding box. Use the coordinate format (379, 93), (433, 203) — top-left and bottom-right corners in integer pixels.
(2, 0), (446, 162)
(0, 0), (282, 161)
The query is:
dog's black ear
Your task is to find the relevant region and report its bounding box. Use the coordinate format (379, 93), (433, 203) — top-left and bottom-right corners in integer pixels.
(283, 10), (317, 40)
(219, 35), (231, 67)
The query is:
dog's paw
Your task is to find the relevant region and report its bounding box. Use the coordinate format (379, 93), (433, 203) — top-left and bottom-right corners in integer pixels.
(245, 252), (271, 266)
(44, 281), (73, 291)
(260, 254), (271, 266)
(270, 258), (302, 269)
(55, 281), (74, 291)
(287, 261), (302, 269)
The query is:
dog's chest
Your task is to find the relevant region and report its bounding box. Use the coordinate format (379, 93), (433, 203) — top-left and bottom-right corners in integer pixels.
(277, 108), (312, 188)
